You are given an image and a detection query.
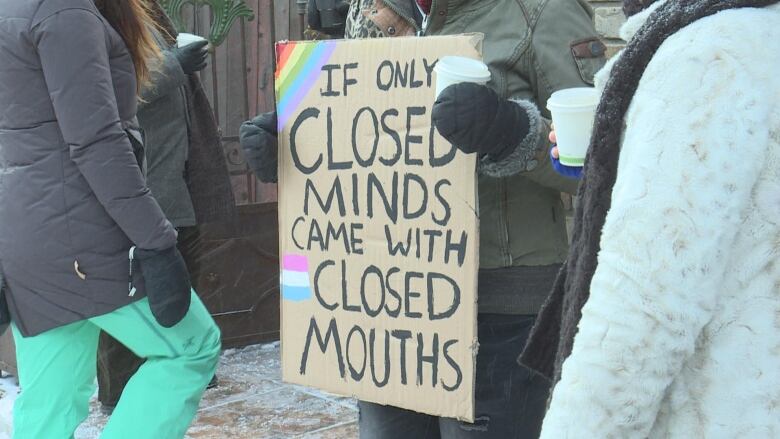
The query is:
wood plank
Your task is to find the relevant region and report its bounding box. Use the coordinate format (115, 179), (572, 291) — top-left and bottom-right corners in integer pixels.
(256, 0), (276, 113)
(274, 0), (291, 41)
(246, 0), (262, 117)
(289, 0), (304, 41)
(249, 0), (279, 204)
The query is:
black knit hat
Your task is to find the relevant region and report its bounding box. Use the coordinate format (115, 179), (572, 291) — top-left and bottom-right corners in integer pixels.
(623, 0), (662, 16)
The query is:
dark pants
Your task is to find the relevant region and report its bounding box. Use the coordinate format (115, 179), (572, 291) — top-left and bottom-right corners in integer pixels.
(359, 314), (550, 439)
(97, 226), (206, 406)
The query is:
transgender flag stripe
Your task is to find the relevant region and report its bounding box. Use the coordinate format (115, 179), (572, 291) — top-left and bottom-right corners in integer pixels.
(281, 254), (311, 302)
(283, 270), (309, 287)
(283, 254), (308, 271)
(282, 286), (311, 301)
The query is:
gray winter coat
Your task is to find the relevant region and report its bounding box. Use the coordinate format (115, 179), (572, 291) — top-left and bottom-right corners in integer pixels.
(138, 34), (197, 228)
(0, 0), (177, 336)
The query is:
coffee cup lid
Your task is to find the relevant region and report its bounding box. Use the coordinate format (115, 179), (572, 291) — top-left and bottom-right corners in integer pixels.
(177, 33), (207, 46)
(547, 87), (600, 110)
(434, 56), (491, 83)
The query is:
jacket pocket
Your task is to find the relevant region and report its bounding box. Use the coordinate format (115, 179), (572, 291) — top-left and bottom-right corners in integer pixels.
(570, 37), (607, 86)
(124, 126), (146, 173)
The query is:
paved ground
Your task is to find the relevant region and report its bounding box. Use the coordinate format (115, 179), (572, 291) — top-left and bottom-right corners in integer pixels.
(0, 342), (359, 439)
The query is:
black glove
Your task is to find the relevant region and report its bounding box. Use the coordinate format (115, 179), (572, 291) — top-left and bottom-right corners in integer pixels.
(239, 111), (278, 183)
(170, 40), (209, 75)
(432, 82), (531, 161)
(134, 245), (191, 328)
(307, 0), (350, 36)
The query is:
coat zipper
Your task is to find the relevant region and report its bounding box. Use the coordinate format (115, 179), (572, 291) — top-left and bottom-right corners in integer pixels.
(499, 179), (513, 266)
(128, 246), (137, 297)
(382, 0), (421, 34)
(422, 0), (443, 36)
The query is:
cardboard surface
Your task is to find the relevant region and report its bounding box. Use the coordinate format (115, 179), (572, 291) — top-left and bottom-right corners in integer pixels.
(276, 35), (482, 421)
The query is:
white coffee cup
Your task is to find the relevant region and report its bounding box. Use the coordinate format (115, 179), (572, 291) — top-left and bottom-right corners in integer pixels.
(547, 87), (600, 167)
(177, 33), (208, 48)
(434, 56), (492, 98)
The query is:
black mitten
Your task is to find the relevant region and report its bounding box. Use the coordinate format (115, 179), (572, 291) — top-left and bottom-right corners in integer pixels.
(307, 0), (350, 36)
(432, 82), (531, 160)
(170, 40), (209, 75)
(133, 246), (191, 328)
(239, 111), (278, 183)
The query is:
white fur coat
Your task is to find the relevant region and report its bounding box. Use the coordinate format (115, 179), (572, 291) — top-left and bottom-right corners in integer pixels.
(540, 2), (780, 438)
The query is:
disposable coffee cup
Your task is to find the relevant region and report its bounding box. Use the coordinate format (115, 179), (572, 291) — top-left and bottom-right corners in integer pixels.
(177, 33), (207, 48)
(434, 56), (491, 98)
(547, 87), (600, 167)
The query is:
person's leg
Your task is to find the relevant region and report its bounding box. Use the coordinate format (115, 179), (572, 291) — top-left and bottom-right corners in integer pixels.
(176, 226), (219, 390)
(11, 321), (100, 438)
(96, 226), (213, 412)
(92, 291), (221, 439)
(359, 401), (441, 439)
(176, 226), (202, 292)
(96, 331), (144, 411)
(438, 314), (550, 439)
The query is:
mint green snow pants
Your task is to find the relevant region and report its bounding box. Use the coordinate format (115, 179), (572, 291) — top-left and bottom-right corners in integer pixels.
(11, 291), (221, 439)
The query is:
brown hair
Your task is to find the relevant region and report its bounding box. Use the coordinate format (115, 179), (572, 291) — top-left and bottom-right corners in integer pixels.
(93, 0), (160, 92)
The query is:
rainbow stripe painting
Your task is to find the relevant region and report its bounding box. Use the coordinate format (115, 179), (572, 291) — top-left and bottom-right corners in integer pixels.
(275, 41), (337, 130)
(281, 254), (312, 302)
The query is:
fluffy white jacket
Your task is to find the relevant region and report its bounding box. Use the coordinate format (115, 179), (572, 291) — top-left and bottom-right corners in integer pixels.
(540, 2), (780, 438)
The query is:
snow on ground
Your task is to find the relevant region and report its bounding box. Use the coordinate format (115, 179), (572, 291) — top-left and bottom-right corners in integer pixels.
(0, 342), (358, 438)
(0, 373), (17, 439)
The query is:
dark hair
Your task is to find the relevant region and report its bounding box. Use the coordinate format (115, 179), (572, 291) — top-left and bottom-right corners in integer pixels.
(622, 0), (661, 17)
(93, 0), (160, 92)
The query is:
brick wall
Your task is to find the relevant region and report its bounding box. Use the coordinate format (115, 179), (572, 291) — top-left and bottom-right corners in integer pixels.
(589, 1), (627, 57)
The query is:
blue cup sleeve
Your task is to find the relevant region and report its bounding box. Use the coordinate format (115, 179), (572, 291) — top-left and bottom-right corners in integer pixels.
(550, 145), (583, 180)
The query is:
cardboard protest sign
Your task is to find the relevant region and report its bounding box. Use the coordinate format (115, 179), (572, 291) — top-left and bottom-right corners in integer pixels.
(276, 35), (482, 421)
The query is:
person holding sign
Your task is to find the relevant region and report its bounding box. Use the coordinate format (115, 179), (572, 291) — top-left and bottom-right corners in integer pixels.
(340, 0), (603, 438)
(239, 0), (603, 436)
